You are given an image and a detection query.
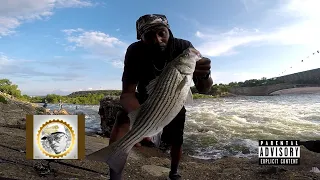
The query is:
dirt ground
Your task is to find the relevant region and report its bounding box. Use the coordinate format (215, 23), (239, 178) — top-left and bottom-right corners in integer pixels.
(0, 126), (319, 180)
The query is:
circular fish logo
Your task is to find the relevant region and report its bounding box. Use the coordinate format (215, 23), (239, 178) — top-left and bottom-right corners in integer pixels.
(37, 119), (75, 158)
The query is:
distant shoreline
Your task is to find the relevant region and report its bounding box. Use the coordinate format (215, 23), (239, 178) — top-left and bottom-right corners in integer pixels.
(270, 87), (320, 95)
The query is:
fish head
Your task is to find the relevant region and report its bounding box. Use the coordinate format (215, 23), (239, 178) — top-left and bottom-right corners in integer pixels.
(174, 47), (202, 75)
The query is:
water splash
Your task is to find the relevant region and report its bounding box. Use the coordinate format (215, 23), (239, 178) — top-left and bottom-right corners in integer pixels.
(183, 94), (320, 159)
(39, 93), (320, 160)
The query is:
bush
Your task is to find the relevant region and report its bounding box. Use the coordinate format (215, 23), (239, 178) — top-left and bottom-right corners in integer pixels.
(0, 79), (22, 98)
(192, 93), (215, 99)
(0, 95), (8, 104)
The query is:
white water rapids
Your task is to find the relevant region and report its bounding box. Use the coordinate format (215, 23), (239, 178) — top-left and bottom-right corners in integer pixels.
(41, 93), (320, 160)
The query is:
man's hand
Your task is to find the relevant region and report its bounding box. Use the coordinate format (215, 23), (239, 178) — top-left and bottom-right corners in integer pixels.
(192, 55), (213, 94)
(194, 57), (211, 77)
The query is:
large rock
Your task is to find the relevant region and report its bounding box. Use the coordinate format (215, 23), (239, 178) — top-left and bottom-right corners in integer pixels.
(37, 108), (71, 115)
(98, 96), (122, 137)
(0, 92), (37, 129)
(53, 108), (69, 115)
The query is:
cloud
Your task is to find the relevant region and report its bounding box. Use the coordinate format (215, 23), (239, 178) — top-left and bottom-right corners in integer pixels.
(240, 0), (262, 12)
(0, 53), (84, 80)
(23, 88), (73, 96)
(195, 28), (266, 57)
(0, 0), (93, 37)
(37, 58), (89, 70)
(62, 28), (84, 35)
(62, 28), (127, 68)
(195, 0), (320, 57)
(111, 60), (124, 69)
(55, 0), (93, 8)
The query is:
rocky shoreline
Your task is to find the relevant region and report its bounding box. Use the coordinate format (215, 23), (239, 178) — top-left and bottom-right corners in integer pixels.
(1, 125), (320, 180)
(0, 93), (319, 179)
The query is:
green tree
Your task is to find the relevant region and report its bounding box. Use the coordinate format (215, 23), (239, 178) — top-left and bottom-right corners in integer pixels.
(0, 79), (22, 97)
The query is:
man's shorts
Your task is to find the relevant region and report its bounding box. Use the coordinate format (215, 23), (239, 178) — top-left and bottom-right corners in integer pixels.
(160, 107), (186, 146)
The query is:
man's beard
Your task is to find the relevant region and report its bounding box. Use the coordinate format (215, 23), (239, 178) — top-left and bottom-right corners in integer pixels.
(158, 44), (167, 52)
(150, 43), (167, 52)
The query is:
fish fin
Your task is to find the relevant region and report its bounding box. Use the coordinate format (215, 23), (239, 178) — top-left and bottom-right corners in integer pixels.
(176, 76), (188, 93)
(107, 149), (129, 174)
(146, 76), (159, 95)
(127, 107), (140, 130)
(86, 143), (131, 174)
(185, 88), (193, 105)
(150, 130), (163, 148)
(176, 76), (193, 105)
(86, 144), (114, 162)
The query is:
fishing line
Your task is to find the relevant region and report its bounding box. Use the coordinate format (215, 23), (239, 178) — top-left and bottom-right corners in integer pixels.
(0, 144), (108, 175)
(277, 49), (319, 77)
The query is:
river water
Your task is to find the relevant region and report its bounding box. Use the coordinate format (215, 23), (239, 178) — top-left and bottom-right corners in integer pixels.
(40, 93), (320, 160)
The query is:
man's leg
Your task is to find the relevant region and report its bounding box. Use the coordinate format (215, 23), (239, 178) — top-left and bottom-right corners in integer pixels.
(170, 145), (183, 176)
(108, 110), (130, 180)
(162, 109), (186, 180)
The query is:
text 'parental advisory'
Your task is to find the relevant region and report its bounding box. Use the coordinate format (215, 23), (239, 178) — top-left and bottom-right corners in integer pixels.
(258, 140), (300, 165)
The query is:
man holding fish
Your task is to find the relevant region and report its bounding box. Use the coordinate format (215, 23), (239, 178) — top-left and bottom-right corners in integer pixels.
(87, 14), (213, 180)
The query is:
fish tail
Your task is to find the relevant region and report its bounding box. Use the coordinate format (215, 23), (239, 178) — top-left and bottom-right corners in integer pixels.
(86, 143), (115, 162)
(107, 148), (130, 174)
(106, 138), (136, 173)
(86, 138), (135, 173)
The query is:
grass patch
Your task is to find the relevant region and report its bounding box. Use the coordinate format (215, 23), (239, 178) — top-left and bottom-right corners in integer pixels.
(0, 95), (8, 104)
(192, 93), (216, 99)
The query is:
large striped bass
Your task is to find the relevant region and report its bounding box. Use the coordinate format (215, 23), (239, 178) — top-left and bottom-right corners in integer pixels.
(86, 47), (202, 173)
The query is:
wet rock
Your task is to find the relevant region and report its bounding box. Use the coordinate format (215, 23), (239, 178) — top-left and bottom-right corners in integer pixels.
(35, 107), (47, 115)
(73, 110), (85, 115)
(242, 148), (251, 154)
(98, 96), (122, 137)
(53, 110), (59, 114)
(197, 128), (210, 133)
(45, 109), (51, 114)
(49, 108), (70, 115)
(58, 109), (69, 115)
(141, 165), (170, 177)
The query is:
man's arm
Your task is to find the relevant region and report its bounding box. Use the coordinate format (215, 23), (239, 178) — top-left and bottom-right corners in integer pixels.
(192, 54), (213, 94)
(120, 82), (140, 113)
(193, 76), (213, 94)
(120, 43), (141, 113)
(184, 41), (213, 94)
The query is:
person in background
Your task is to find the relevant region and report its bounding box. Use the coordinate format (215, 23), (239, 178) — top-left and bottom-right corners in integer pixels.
(43, 98), (48, 108)
(59, 99), (63, 110)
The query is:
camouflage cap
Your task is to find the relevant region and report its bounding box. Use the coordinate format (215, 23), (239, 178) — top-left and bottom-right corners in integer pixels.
(136, 14), (170, 40)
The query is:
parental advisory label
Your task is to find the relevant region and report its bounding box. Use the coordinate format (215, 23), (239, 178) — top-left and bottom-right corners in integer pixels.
(258, 140), (300, 165)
